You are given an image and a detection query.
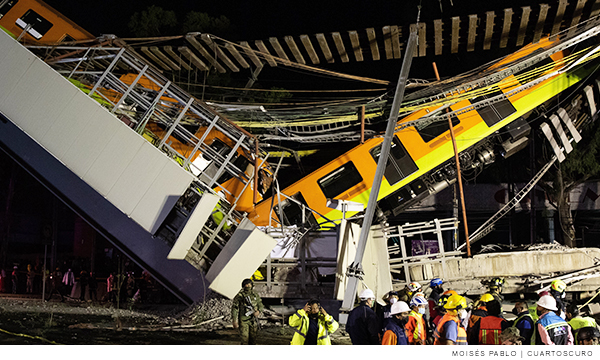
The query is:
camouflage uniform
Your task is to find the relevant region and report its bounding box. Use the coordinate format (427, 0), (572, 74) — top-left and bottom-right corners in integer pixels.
(231, 287), (264, 344)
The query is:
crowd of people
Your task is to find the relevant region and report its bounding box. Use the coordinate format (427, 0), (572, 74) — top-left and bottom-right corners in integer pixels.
(0, 263), (161, 306)
(231, 277), (600, 345)
(344, 277), (600, 345)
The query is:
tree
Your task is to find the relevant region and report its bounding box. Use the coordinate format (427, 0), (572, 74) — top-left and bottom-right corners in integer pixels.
(182, 12), (232, 36)
(539, 119), (600, 247)
(128, 6), (177, 37)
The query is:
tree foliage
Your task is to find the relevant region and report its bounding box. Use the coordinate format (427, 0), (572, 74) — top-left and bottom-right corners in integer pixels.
(182, 12), (232, 36)
(128, 5), (178, 37)
(127, 7), (233, 38)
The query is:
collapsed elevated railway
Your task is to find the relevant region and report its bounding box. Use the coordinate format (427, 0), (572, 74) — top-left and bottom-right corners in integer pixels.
(3, 0), (600, 313)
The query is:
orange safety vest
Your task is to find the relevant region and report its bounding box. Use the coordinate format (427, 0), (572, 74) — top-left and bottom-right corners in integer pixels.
(479, 316), (504, 345)
(433, 313), (468, 345)
(406, 311), (426, 344)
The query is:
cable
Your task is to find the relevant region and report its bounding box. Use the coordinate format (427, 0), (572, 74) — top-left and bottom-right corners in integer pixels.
(0, 327), (62, 345)
(210, 35), (391, 86)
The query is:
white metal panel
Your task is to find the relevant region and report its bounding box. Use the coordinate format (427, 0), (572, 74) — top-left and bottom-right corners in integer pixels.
(362, 227), (393, 304)
(334, 220), (360, 301)
(556, 107), (582, 143)
(549, 113), (573, 153)
(0, 40), (36, 107)
(61, 109), (121, 176)
(82, 124), (145, 196)
(15, 75), (79, 141)
(207, 219), (277, 299)
(0, 31), (17, 65)
(0, 58), (60, 130)
(167, 193), (220, 259)
(40, 94), (102, 159)
(130, 158), (195, 233)
(584, 85), (597, 117)
(106, 141), (171, 216)
(540, 123), (565, 162)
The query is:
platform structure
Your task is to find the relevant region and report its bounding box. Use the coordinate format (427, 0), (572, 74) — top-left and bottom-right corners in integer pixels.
(0, 30), (275, 304)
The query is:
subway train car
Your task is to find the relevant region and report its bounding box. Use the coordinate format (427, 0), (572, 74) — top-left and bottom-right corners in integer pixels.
(247, 30), (600, 229)
(0, 0), (93, 43)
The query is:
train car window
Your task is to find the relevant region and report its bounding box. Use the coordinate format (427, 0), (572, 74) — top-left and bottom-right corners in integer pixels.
(60, 34), (76, 43)
(0, 0), (18, 19)
(16, 9), (53, 40)
(416, 115), (460, 142)
(317, 161), (363, 199)
(370, 136), (418, 186)
(471, 87), (516, 127)
(274, 192), (318, 228)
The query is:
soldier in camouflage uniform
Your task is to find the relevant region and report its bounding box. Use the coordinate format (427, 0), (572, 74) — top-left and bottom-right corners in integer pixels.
(231, 278), (264, 345)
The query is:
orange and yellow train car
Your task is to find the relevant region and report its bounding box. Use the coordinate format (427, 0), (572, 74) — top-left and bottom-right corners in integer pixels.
(0, 0), (94, 43)
(247, 35), (600, 228)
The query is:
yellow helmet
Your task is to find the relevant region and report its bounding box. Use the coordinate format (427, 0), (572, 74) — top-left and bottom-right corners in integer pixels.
(444, 294), (467, 310)
(551, 279), (567, 293)
(479, 293), (495, 303)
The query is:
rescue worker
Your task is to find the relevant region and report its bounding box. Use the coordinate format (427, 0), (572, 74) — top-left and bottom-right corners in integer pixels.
(534, 294), (573, 345)
(469, 299), (509, 345)
(377, 290), (398, 332)
(381, 301), (410, 345)
(576, 326), (600, 345)
(428, 278), (444, 320)
(511, 300), (534, 345)
(346, 288), (380, 345)
(231, 278), (264, 345)
(432, 290), (456, 327)
(468, 293), (492, 342)
(406, 294), (428, 344)
(398, 282), (421, 303)
(433, 293), (468, 345)
(549, 279), (567, 319)
(288, 299), (338, 345)
(487, 277), (505, 304)
(565, 303), (599, 344)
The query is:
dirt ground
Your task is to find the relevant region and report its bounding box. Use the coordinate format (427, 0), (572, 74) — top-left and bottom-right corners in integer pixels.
(0, 297), (352, 345)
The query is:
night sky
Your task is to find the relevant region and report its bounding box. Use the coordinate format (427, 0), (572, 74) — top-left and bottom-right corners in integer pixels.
(40, 0), (541, 83)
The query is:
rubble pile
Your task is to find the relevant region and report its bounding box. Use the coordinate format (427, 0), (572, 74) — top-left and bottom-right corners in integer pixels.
(526, 241), (571, 252)
(180, 291), (234, 330)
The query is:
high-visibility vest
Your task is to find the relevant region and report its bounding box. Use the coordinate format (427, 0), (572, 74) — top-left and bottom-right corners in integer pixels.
(434, 314), (467, 345)
(288, 309), (339, 345)
(479, 316), (505, 345)
(535, 312), (571, 345)
(512, 313), (535, 345)
(569, 316), (597, 344)
(406, 311), (426, 344)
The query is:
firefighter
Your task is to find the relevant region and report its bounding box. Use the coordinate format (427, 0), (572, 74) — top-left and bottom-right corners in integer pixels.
(398, 282), (422, 303)
(549, 279), (567, 319)
(487, 277), (505, 304)
(470, 299), (509, 345)
(231, 278), (264, 345)
(433, 293), (468, 345)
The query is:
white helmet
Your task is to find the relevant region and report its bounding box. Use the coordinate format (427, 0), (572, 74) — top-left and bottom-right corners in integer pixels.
(390, 301), (411, 315)
(410, 294), (428, 308)
(537, 295), (558, 311)
(407, 282), (422, 292)
(359, 289), (375, 300)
